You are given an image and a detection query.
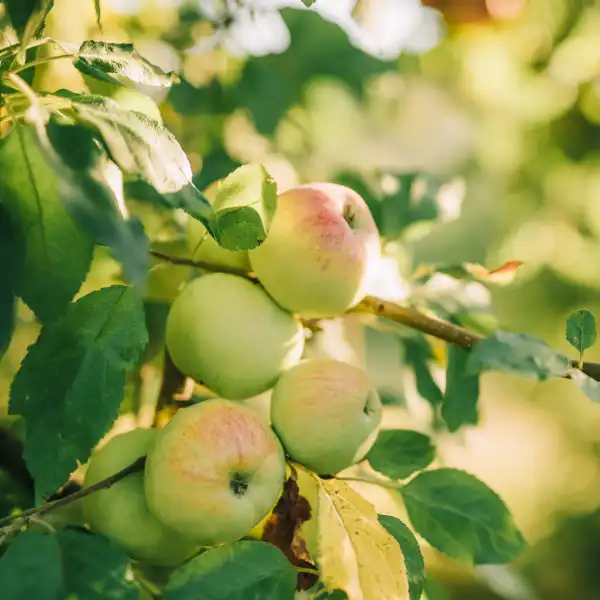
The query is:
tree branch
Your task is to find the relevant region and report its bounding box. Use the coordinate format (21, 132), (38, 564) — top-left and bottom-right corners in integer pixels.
(151, 251), (600, 382)
(0, 457), (146, 531)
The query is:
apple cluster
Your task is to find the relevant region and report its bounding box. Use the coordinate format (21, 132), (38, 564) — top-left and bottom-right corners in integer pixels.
(82, 182), (385, 566)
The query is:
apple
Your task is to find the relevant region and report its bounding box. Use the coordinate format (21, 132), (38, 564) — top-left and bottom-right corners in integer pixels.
(144, 399), (287, 546)
(82, 429), (199, 566)
(186, 180), (251, 271)
(165, 273), (305, 400)
(270, 358), (382, 475)
(249, 183), (381, 318)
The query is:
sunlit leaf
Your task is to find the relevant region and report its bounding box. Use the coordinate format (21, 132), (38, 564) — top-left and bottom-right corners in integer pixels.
(163, 541), (296, 600)
(9, 286), (148, 500)
(308, 475), (410, 600)
(379, 515), (425, 600)
(467, 331), (570, 381)
(566, 309), (597, 354)
(402, 469), (526, 564)
(74, 41), (175, 91)
(442, 346), (480, 432)
(367, 429), (435, 480)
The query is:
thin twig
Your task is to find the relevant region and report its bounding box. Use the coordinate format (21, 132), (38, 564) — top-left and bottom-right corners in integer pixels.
(0, 457), (146, 531)
(150, 250), (253, 279)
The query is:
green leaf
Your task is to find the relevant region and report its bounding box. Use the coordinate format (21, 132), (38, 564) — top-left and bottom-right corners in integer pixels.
(366, 430), (435, 480)
(566, 309), (597, 354)
(163, 541), (297, 600)
(0, 530), (139, 600)
(0, 532), (63, 600)
(3, 0), (54, 62)
(57, 528), (140, 600)
(0, 206), (21, 357)
(44, 119), (149, 286)
(211, 164), (277, 251)
(569, 368), (600, 402)
(442, 346), (480, 432)
(402, 468), (526, 564)
(71, 95), (195, 196)
(0, 124), (94, 322)
(378, 515), (425, 600)
(301, 0), (317, 6)
(74, 41), (174, 91)
(9, 285), (148, 500)
(467, 331), (570, 381)
(403, 338), (443, 406)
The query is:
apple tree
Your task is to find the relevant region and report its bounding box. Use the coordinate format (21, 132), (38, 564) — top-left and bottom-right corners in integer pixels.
(0, 1), (598, 599)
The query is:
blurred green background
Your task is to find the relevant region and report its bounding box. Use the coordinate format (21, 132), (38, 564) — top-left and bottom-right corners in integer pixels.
(4, 0), (600, 598)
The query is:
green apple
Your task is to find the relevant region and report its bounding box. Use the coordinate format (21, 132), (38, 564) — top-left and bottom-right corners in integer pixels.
(165, 273), (305, 399)
(82, 429), (199, 566)
(186, 180), (251, 271)
(271, 358), (382, 475)
(144, 399), (286, 546)
(249, 183), (381, 318)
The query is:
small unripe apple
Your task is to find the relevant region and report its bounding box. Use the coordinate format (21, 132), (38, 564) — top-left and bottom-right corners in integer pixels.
(82, 429), (199, 566)
(186, 180), (251, 271)
(166, 273), (305, 400)
(249, 183), (381, 318)
(144, 399), (287, 546)
(271, 358), (382, 475)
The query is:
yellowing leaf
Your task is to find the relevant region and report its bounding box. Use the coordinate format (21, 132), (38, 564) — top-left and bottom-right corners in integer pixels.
(311, 475), (409, 600)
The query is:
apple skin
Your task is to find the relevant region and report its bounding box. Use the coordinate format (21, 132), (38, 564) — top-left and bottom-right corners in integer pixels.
(165, 273), (305, 400)
(249, 183), (381, 318)
(82, 429), (199, 566)
(144, 399), (287, 546)
(270, 358), (382, 475)
(186, 180), (251, 271)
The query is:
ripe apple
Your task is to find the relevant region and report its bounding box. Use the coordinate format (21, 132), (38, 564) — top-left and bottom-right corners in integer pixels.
(186, 180), (251, 271)
(82, 429), (199, 566)
(270, 358), (382, 475)
(165, 273), (305, 399)
(249, 183), (381, 317)
(144, 399), (287, 546)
